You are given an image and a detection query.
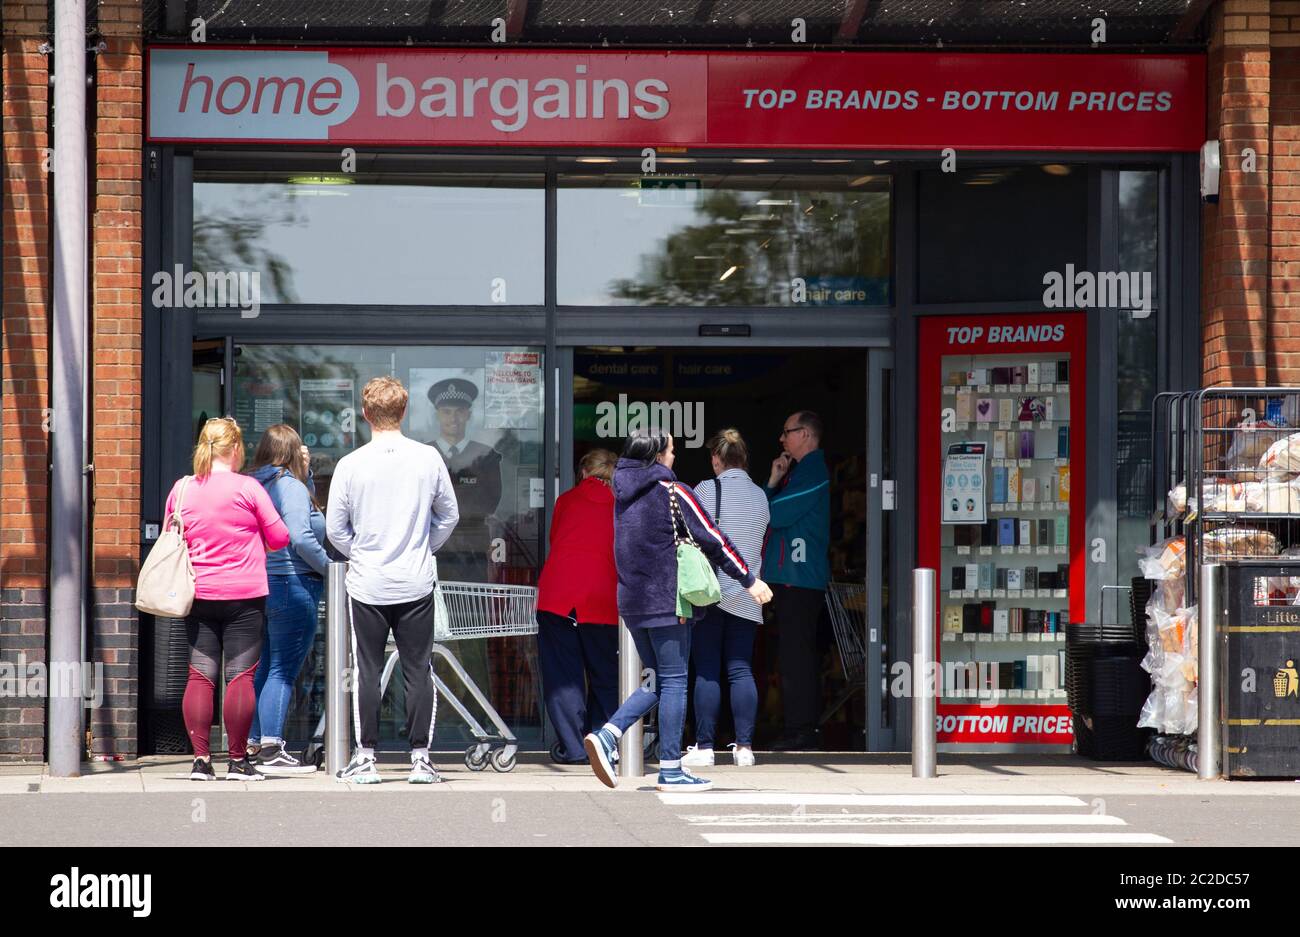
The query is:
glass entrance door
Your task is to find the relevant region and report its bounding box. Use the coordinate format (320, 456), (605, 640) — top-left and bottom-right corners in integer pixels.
(570, 346), (890, 750)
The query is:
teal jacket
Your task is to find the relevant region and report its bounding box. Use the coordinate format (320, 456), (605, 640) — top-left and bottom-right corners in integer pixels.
(762, 449), (830, 590)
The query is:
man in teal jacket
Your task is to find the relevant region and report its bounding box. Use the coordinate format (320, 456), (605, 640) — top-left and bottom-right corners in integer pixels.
(763, 410), (830, 751)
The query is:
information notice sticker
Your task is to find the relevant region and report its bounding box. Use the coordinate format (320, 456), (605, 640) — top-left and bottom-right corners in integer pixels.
(942, 442), (987, 525)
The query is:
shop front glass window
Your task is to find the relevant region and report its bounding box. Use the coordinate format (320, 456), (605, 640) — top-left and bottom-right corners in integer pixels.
(918, 165), (1088, 304)
(231, 344), (546, 749)
(557, 169), (891, 306)
(194, 172), (545, 305)
(1116, 170), (1161, 623)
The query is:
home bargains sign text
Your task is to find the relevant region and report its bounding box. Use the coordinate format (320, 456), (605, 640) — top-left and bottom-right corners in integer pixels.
(148, 47), (1205, 151)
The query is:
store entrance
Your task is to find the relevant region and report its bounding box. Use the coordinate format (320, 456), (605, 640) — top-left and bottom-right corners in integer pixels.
(572, 346), (892, 751)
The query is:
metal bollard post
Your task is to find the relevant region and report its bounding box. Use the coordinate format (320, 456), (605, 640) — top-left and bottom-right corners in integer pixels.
(912, 568), (937, 779)
(326, 562), (352, 778)
(1198, 563), (1222, 781)
(617, 618), (644, 779)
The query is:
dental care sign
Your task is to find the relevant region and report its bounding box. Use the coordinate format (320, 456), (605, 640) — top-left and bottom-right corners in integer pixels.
(147, 47), (1204, 151)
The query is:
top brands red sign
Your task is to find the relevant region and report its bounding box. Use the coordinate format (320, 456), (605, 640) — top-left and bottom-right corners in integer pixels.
(147, 47), (1205, 151)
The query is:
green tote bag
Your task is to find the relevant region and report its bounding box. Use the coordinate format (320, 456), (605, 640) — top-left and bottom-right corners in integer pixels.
(669, 482), (722, 618)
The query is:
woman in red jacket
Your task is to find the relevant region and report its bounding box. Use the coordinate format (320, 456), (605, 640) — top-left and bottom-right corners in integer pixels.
(536, 448), (620, 764)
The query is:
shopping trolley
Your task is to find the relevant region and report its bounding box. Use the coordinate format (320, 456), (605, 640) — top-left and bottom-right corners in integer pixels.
(304, 580), (539, 773)
(819, 582), (867, 725)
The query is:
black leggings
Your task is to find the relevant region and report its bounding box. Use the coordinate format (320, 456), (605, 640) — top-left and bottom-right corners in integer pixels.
(183, 596), (265, 760)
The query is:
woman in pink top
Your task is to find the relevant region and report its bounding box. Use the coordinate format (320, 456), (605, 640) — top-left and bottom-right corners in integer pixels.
(164, 417), (289, 781)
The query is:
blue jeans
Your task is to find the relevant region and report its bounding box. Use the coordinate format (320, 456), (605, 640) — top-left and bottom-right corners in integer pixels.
(250, 572), (323, 744)
(691, 606), (758, 748)
(607, 620), (692, 766)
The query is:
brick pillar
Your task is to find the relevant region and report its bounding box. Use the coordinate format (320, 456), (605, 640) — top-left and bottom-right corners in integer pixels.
(1203, 1), (1272, 387)
(1269, 3), (1300, 384)
(1, 2), (51, 763)
(91, 2), (144, 759)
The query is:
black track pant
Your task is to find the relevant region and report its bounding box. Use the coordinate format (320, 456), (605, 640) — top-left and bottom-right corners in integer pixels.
(773, 585), (826, 737)
(350, 591), (437, 750)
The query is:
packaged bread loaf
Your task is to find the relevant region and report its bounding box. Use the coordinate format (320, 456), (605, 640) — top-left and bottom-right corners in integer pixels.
(1225, 419), (1287, 473)
(1260, 431), (1300, 478)
(1202, 526), (1279, 558)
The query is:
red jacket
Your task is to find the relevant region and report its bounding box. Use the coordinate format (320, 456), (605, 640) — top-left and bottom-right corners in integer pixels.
(537, 476), (618, 625)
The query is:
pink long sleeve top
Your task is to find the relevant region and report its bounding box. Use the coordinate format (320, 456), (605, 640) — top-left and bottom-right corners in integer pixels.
(164, 471), (291, 601)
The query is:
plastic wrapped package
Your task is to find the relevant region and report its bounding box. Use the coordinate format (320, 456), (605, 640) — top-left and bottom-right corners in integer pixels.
(1199, 479), (1300, 515)
(1167, 482), (1188, 517)
(1224, 419), (1288, 475)
(1138, 689), (1165, 730)
(1202, 526), (1280, 559)
(1259, 430), (1300, 478)
(1153, 577), (1186, 612)
(1138, 536), (1186, 581)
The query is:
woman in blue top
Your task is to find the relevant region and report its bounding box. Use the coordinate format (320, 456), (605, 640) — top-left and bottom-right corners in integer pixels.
(584, 429), (772, 792)
(247, 424), (331, 775)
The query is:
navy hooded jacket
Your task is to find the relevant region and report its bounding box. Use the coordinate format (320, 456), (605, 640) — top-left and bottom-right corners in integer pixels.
(612, 457), (756, 623)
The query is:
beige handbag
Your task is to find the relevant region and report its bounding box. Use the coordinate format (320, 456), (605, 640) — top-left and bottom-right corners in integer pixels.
(135, 476), (197, 617)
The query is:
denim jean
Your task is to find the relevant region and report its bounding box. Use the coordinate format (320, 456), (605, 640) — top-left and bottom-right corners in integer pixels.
(250, 572), (323, 744)
(606, 620), (692, 766)
(691, 606), (759, 748)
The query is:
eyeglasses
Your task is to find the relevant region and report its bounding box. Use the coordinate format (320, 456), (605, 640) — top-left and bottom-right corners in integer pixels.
(780, 425), (807, 438)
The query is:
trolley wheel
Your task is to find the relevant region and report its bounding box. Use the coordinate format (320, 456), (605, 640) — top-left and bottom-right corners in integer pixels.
(490, 748), (517, 772)
(465, 745), (490, 772)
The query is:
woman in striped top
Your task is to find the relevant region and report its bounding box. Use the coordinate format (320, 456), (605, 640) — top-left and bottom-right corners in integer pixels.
(682, 429), (771, 768)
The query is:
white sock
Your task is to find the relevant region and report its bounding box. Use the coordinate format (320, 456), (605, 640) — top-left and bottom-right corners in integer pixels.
(260, 736), (281, 747)
(359, 746), (376, 761)
(411, 747), (430, 763)
(602, 723), (623, 740)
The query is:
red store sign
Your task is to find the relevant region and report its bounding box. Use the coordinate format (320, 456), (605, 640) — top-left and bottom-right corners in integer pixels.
(147, 47), (1206, 151)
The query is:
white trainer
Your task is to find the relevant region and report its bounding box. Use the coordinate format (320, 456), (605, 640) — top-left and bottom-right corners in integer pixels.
(730, 743), (755, 767)
(681, 745), (715, 767)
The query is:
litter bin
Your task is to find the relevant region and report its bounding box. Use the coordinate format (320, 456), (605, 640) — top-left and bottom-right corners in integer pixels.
(1222, 560), (1300, 778)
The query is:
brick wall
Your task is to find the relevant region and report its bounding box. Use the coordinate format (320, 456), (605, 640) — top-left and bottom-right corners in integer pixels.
(1, 0), (143, 763)
(1204, 0), (1300, 386)
(1, 2), (51, 763)
(90, 0), (144, 759)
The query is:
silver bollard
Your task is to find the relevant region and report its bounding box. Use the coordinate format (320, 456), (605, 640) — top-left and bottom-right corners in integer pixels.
(912, 567), (937, 779)
(617, 618), (644, 779)
(1198, 563), (1222, 781)
(326, 562), (352, 778)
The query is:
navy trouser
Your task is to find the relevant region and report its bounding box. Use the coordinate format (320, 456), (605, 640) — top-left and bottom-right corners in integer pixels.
(536, 610), (620, 762)
(608, 616), (692, 766)
(691, 605), (759, 748)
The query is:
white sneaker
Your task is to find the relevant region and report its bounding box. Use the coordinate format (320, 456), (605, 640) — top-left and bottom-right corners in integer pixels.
(681, 745), (715, 767)
(335, 750), (381, 784)
(729, 743), (755, 767)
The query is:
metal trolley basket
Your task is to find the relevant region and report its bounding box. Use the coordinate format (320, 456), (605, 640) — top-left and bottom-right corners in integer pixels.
(306, 580), (538, 773)
(820, 582), (867, 725)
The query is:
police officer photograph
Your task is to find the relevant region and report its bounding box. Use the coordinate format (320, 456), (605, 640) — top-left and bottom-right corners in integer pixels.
(418, 374), (504, 584)
(410, 370), (505, 717)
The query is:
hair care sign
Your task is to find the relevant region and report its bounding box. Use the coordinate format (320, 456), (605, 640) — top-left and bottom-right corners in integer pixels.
(148, 47), (1204, 151)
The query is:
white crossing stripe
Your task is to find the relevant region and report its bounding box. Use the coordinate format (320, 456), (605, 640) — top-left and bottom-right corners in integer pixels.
(658, 793), (1087, 807)
(701, 832), (1173, 846)
(681, 812), (1127, 827)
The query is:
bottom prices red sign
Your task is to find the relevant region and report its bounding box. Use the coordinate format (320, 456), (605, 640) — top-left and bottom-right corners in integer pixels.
(937, 705), (1073, 744)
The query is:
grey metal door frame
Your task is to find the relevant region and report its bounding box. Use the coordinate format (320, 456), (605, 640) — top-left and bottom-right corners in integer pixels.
(866, 348), (894, 752)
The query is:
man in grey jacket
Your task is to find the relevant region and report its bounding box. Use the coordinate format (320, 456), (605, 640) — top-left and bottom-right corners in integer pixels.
(326, 376), (459, 784)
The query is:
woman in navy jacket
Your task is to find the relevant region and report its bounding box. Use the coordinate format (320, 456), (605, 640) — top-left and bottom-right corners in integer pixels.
(584, 430), (772, 792)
